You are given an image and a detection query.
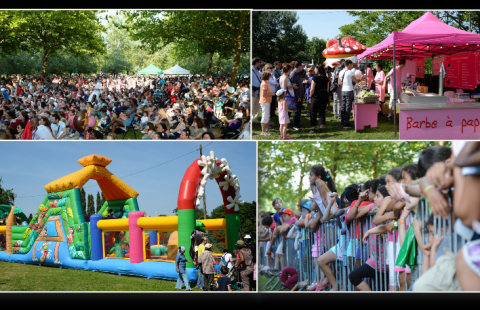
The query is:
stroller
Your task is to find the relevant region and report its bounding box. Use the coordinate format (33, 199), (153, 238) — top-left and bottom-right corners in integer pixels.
(210, 265), (242, 291)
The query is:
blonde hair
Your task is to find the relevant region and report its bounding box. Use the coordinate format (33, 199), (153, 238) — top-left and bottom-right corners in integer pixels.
(262, 63), (272, 73)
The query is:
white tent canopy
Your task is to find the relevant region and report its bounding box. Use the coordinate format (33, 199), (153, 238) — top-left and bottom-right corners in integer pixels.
(163, 64), (190, 75)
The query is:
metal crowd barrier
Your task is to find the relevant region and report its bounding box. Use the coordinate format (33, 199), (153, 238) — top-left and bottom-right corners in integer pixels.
(258, 191), (465, 291)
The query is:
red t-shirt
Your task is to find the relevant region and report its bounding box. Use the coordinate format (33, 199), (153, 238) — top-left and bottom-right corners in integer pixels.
(269, 222), (275, 234)
(345, 200), (373, 241)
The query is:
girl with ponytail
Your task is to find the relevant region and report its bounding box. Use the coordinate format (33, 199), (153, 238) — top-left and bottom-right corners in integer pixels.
(306, 165), (340, 290)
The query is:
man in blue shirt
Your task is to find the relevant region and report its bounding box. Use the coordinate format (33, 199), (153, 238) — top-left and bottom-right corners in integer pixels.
(251, 57), (262, 123)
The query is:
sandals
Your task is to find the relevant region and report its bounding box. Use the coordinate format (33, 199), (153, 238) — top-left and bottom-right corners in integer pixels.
(309, 129), (316, 134)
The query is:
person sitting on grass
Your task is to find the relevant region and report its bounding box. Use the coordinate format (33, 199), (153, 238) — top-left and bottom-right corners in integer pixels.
(216, 266), (232, 291)
(103, 98), (137, 134)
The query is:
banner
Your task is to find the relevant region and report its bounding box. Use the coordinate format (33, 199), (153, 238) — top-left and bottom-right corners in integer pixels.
(444, 53), (477, 90)
(432, 56), (445, 76)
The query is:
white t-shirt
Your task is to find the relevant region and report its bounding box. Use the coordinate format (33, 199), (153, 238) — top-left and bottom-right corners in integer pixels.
(339, 69), (354, 92)
(222, 253), (234, 269)
(32, 125), (54, 140)
(140, 116), (149, 124)
(52, 121), (67, 140)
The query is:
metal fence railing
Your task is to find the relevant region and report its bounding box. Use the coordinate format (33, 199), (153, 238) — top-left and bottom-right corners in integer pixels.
(259, 191), (466, 291)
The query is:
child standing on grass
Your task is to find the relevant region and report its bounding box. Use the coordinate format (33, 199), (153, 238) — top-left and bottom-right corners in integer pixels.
(276, 89), (293, 140)
(259, 72), (275, 136)
(216, 266), (232, 291)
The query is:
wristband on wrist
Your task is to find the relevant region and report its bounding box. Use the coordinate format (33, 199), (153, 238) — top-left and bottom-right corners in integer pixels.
(399, 220), (406, 225)
(423, 185), (435, 194)
(392, 220), (398, 229)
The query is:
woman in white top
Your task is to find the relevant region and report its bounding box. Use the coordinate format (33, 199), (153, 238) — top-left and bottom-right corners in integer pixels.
(279, 64), (294, 97)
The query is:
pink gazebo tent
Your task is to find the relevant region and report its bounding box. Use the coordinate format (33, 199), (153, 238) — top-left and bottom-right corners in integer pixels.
(358, 12), (480, 61)
(357, 12), (480, 136)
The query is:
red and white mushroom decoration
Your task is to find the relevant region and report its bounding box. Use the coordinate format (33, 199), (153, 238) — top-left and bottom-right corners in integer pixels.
(322, 37), (367, 67)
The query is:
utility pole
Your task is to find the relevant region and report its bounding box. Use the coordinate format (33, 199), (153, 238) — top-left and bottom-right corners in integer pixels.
(200, 144), (207, 219)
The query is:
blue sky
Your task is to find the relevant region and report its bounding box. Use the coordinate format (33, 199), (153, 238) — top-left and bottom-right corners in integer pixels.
(295, 11), (357, 40)
(0, 141), (256, 218)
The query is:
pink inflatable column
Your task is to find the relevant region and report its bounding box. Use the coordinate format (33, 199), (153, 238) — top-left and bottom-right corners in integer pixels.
(128, 211), (144, 264)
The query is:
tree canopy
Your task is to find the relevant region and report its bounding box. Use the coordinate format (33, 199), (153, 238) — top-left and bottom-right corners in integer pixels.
(0, 10), (106, 74)
(0, 178), (16, 207)
(122, 10), (250, 84)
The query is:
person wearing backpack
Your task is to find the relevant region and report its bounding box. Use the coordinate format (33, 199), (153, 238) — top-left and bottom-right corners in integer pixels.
(220, 248), (234, 270)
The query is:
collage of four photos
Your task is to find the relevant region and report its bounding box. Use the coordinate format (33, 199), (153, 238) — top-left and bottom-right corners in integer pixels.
(0, 9), (479, 293)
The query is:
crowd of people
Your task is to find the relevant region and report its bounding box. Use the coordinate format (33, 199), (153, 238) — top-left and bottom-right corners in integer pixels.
(258, 141), (480, 291)
(0, 72), (251, 140)
(252, 57), (405, 137)
(175, 234), (256, 291)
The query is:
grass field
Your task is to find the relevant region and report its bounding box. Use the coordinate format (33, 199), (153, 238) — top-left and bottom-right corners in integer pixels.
(252, 96), (401, 140)
(0, 261), (203, 291)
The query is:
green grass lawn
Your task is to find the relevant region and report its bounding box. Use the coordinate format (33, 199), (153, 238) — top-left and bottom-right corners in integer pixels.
(0, 261), (204, 291)
(253, 96), (401, 140)
(258, 274), (281, 291)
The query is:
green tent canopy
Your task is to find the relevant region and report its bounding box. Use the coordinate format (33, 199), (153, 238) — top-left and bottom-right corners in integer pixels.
(137, 64), (163, 75)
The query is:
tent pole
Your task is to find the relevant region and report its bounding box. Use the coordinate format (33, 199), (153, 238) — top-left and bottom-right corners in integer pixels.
(393, 43), (397, 138)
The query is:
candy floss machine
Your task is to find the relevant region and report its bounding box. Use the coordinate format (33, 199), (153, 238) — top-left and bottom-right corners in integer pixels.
(406, 73), (416, 89)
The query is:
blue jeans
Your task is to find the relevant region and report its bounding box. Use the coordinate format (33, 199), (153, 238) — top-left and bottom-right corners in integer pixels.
(292, 98), (302, 128)
(197, 272), (204, 289)
(341, 91), (354, 126)
(176, 272), (190, 290)
(115, 105), (130, 114)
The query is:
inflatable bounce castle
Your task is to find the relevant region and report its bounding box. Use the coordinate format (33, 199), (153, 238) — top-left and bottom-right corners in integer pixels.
(0, 152), (242, 282)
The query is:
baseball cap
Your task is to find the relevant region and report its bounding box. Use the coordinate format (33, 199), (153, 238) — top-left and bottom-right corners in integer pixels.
(278, 208), (294, 217)
(244, 235), (252, 239)
(298, 199), (312, 211)
(205, 243), (213, 250)
(276, 89), (285, 97)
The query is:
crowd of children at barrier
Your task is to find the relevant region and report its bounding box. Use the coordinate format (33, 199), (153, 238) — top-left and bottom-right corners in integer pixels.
(258, 141), (480, 291)
(0, 73), (251, 140)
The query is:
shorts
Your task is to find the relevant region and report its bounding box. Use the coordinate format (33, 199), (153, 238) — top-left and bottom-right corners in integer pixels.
(388, 89), (401, 109)
(275, 239), (284, 255)
(328, 243), (343, 260)
(463, 239), (480, 277)
(388, 241), (411, 288)
(260, 103), (271, 124)
(347, 238), (358, 257)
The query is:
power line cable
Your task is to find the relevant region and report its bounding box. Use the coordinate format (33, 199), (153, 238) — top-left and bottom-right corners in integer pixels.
(16, 142), (213, 199)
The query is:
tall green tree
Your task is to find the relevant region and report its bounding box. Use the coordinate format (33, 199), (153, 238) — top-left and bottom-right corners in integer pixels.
(96, 192), (102, 214)
(0, 178), (16, 206)
(252, 11), (308, 64)
(433, 11), (480, 34)
(3, 10), (106, 74)
(87, 194), (95, 216)
(80, 188), (87, 216)
(123, 10), (249, 86)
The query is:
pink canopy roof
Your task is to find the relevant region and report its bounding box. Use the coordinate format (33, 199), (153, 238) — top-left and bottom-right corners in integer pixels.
(358, 12), (480, 60)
